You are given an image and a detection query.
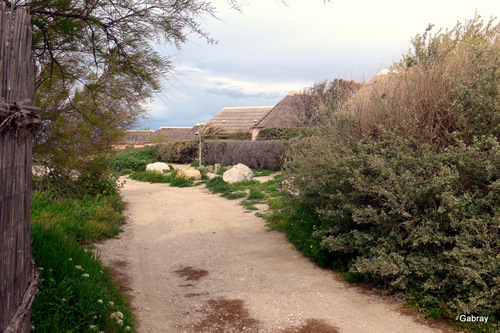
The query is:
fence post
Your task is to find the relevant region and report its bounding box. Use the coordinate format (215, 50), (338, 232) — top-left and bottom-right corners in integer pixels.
(0, 3), (41, 332)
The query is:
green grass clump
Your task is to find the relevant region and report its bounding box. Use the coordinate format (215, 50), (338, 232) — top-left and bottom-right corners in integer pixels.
(31, 222), (135, 332)
(205, 175), (279, 212)
(130, 170), (170, 183)
(31, 191), (135, 332)
(129, 170), (194, 187)
(31, 192), (125, 244)
(247, 189), (266, 200)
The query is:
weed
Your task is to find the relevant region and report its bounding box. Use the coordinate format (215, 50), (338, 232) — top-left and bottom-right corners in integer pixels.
(247, 189), (265, 200)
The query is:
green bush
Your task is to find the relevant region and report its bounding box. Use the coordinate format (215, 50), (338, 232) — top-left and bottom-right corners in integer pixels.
(157, 140), (198, 163)
(219, 130), (252, 140)
(285, 130), (500, 323)
(256, 127), (312, 141)
(278, 16), (500, 330)
(109, 146), (161, 173)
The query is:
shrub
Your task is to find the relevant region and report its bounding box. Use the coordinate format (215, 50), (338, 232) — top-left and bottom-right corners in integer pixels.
(109, 146), (161, 173)
(157, 140), (198, 163)
(203, 140), (285, 170)
(279, 16), (500, 329)
(219, 130), (252, 140)
(342, 16), (500, 148)
(256, 127), (312, 141)
(285, 130), (500, 321)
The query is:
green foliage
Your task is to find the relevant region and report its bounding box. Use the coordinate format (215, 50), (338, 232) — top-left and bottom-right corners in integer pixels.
(31, 192), (134, 332)
(31, 192), (125, 244)
(256, 127), (312, 141)
(31, 222), (135, 332)
(206, 176), (279, 211)
(277, 16), (500, 330)
(129, 170), (194, 187)
(219, 130), (252, 140)
(109, 146), (162, 174)
(130, 170), (170, 183)
(157, 140), (198, 163)
(286, 123), (500, 323)
(248, 189), (265, 200)
(33, 159), (124, 199)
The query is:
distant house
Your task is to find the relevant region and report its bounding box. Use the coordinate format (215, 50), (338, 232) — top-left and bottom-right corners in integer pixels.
(155, 126), (198, 141)
(119, 130), (155, 148)
(251, 91), (311, 140)
(207, 106), (273, 135)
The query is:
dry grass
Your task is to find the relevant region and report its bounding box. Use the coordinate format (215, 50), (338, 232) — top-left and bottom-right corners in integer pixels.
(337, 15), (500, 148)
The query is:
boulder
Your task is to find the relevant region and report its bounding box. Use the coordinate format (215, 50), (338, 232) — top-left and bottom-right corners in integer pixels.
(146, 162), (170, 173)
(176, 167), (202, 180)
(223, 163), (253, 184)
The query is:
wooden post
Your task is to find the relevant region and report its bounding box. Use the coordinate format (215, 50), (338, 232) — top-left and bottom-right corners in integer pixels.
(0, 3), (41, 332)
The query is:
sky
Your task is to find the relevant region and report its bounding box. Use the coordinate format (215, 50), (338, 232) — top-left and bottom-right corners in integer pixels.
(137, 0), (500, 130)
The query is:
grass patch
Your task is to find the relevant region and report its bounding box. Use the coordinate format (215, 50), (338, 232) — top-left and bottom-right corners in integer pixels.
(226, 191), (247, 200)
(205, 174), (280, 212)
(247, 189), (265, 200)
(252, 169), (273, 177)
(31, 192), (135, 332)
(31, 192), (125, 245)
(129, 170), (194, 187)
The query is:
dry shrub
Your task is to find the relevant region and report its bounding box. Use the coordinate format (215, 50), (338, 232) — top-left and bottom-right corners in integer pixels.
(203, 140), (285, 170)
(343, 15), (500, 147)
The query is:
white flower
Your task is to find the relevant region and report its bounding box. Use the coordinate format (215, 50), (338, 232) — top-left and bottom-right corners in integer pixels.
(110, 311), (124, 320)
(97, 299), (103, 304)
(61, 298), (66, 302)
(125, 326), (131, 331)
(75, 265), (83, 270)
(82, 273), (90, 278)
(109, 301), (114, 306)
(89, 324), (97, 330)
(69, 258), (72, 261)
(117, 319), (124, 326)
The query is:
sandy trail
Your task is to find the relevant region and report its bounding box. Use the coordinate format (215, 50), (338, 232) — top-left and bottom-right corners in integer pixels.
(95, 177), (444, 333)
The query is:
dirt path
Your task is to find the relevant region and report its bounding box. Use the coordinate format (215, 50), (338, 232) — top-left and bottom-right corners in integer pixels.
(95, 178), (444, 333)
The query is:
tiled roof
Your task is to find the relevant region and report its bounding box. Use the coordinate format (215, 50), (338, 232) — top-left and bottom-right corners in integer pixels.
(155, 127), (197, 141)
(254, 92), (311, 128)
(207, 106), (273, 133)
(122, 130), (154, 145)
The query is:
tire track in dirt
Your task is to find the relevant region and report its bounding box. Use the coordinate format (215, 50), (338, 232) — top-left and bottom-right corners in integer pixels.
(95, 177), (445, 333)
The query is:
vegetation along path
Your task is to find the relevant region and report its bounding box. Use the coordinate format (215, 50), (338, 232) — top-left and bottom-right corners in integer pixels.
(95, 177), (443, 333)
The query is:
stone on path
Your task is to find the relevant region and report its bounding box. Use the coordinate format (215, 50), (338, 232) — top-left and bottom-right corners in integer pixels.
(146, 162), (170, 173)
(223, 163), (253, 184)
(176, 167), (202, 180)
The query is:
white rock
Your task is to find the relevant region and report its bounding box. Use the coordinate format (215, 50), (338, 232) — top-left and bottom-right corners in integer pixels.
(176, 167), (202, 180)
(223, 163), (253, 184)
(146, 162), (171, 173)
